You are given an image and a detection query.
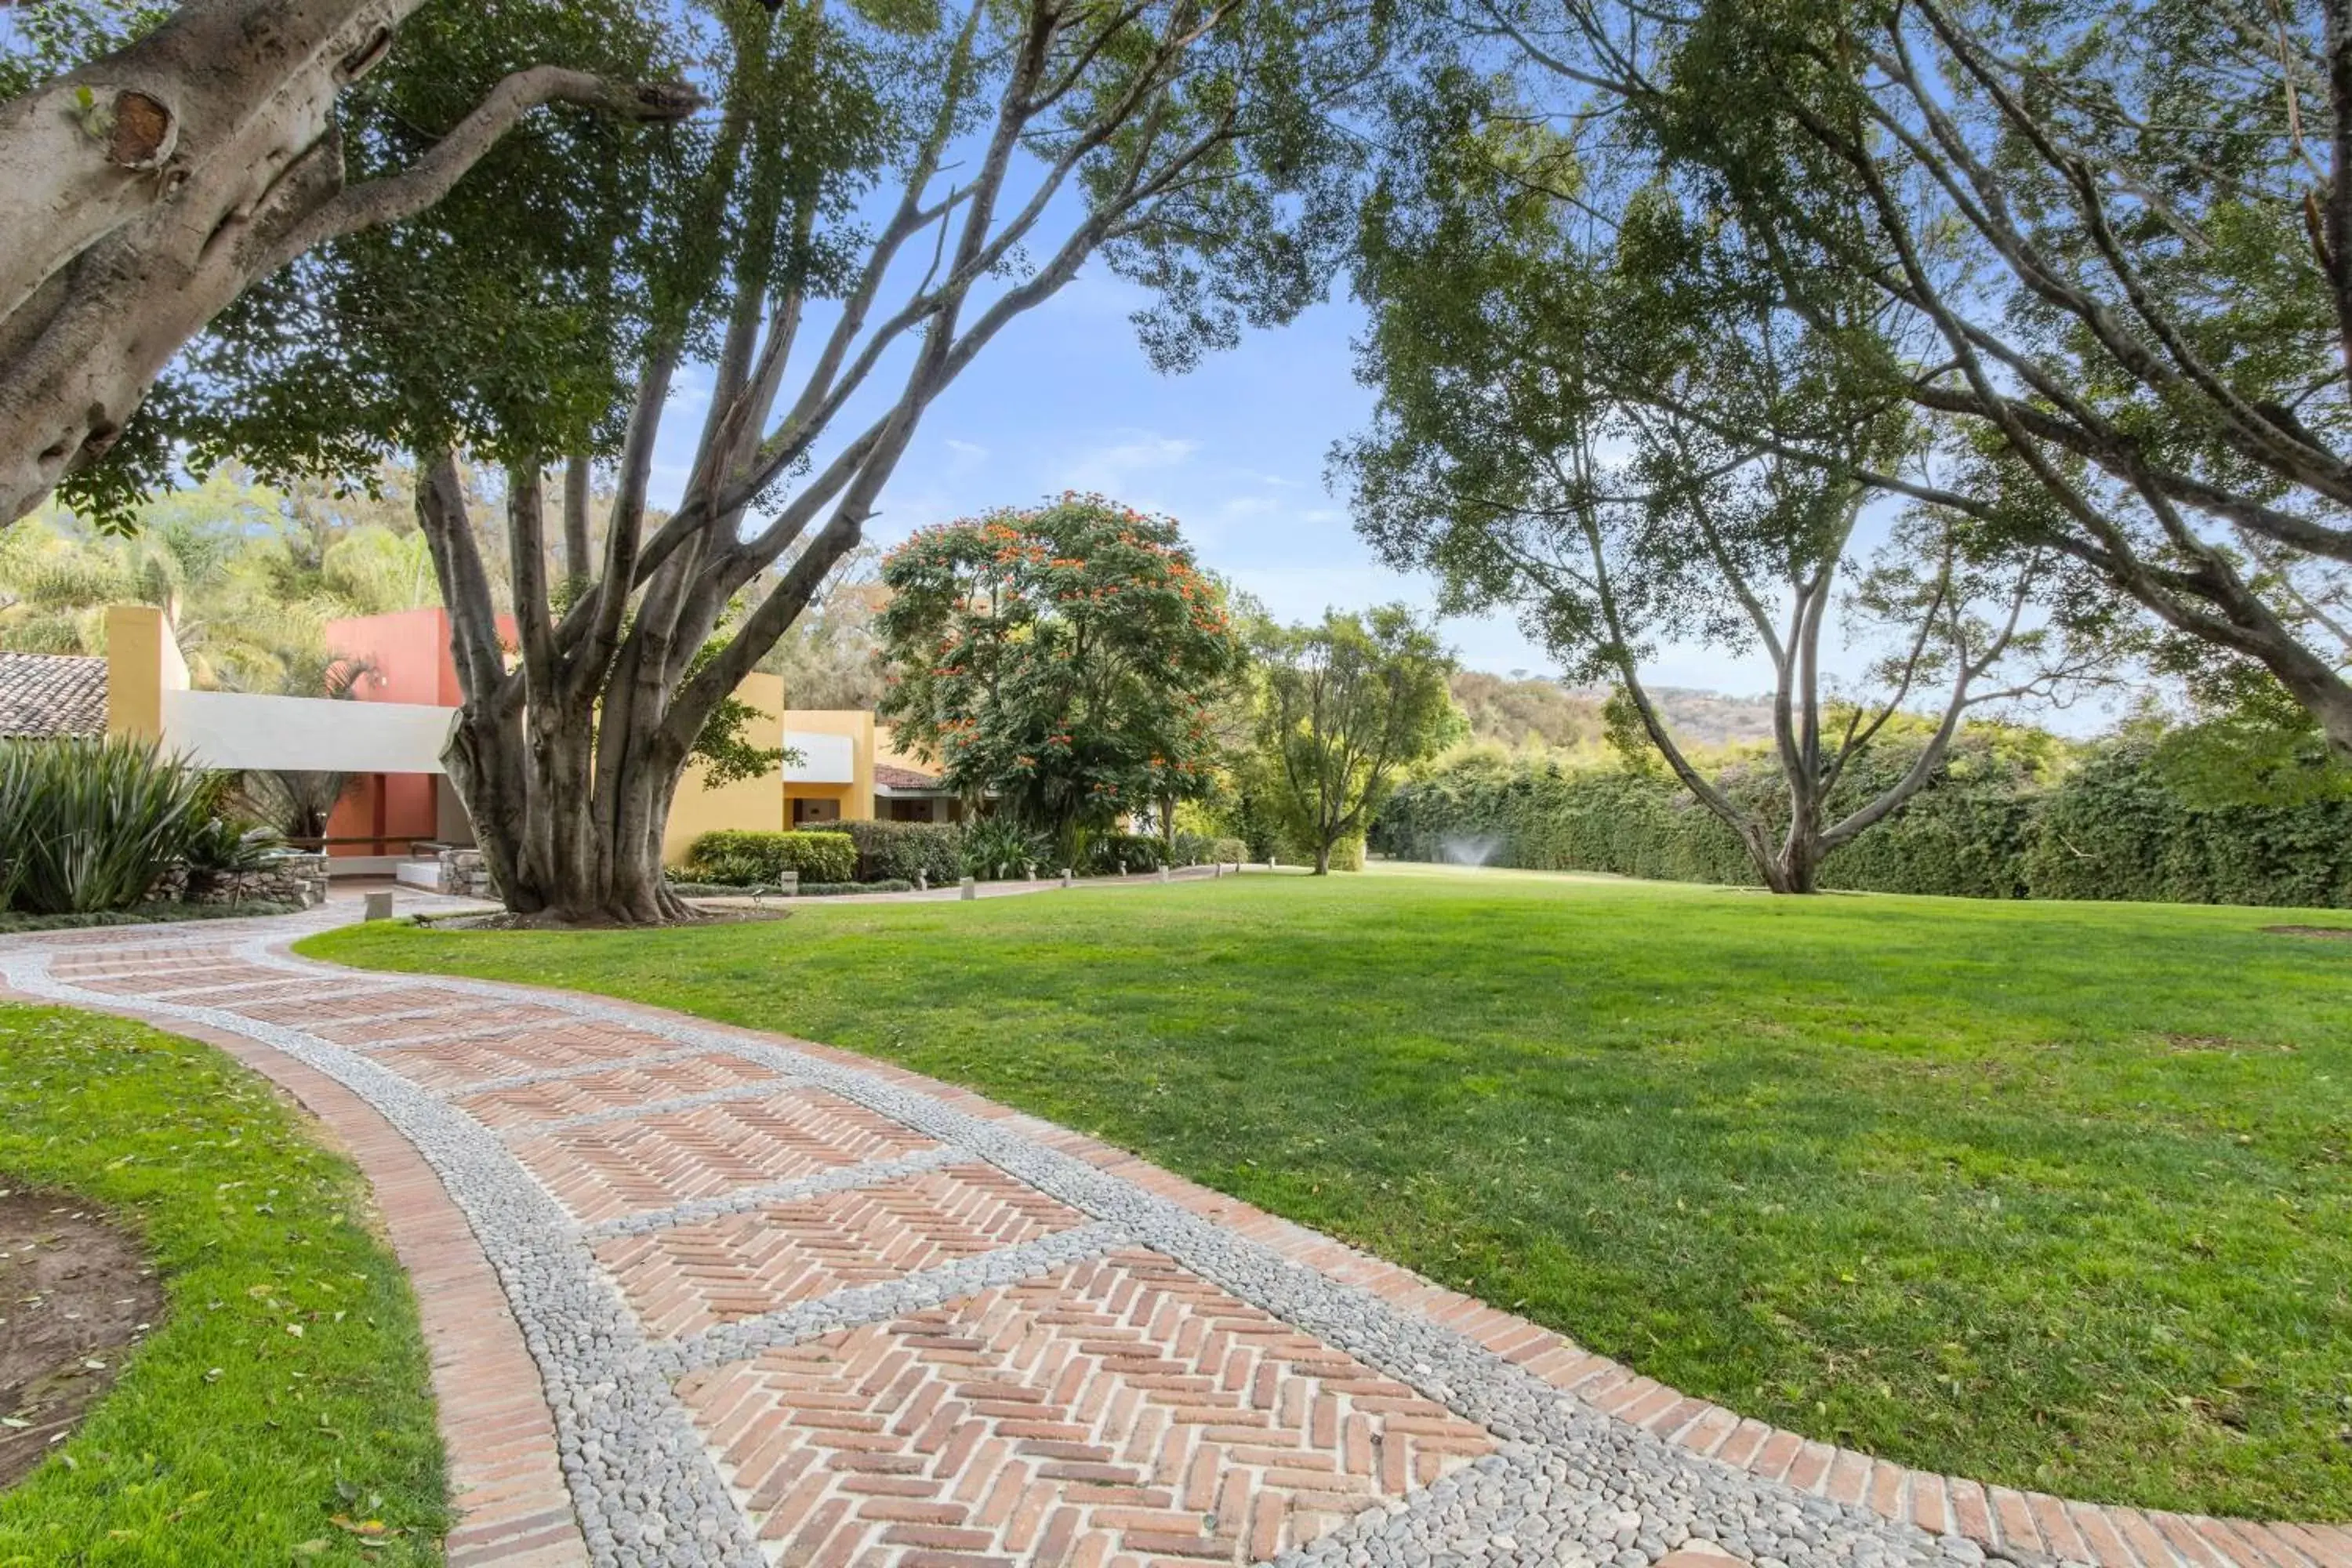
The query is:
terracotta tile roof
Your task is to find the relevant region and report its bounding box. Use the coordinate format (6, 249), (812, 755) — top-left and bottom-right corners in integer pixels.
(873, 763), (944, 791)
(0, 652), (107, 739)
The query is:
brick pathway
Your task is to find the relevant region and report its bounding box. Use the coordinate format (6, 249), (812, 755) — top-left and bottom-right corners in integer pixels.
(3, 907), (2346, 1568)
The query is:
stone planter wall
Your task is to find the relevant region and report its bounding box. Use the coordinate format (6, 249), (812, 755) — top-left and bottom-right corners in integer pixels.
(437, 848), (499, 901)
(154, 851), (331, 909)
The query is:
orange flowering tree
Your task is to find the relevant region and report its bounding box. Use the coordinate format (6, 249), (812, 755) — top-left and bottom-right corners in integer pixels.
(877, 495), (1243, 857)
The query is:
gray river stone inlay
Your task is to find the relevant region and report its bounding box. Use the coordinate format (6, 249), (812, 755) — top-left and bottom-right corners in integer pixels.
(0, 908), (2022, 1568)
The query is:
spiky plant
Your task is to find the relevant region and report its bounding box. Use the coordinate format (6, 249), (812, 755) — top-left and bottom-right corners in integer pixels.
(0, 737), (212, 913)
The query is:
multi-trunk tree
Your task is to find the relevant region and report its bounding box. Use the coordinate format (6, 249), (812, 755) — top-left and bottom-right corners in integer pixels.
(1341, 81), (2091, 891)
(1437, 0), (2352, 764)
(877, 495), (1243, 866)
(390, 0), (1388, 922)
(0, 0), (696, 525)
(1252, 605), (1457, 874)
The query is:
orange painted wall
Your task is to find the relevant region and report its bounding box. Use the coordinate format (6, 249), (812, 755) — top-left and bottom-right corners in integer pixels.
(320, 608), (471, 855)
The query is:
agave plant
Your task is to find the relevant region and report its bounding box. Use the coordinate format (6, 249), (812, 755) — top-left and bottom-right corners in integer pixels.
(959, 817), (1047, 881)
(180, 811), (289, 899)
(0, 737), (213, 913)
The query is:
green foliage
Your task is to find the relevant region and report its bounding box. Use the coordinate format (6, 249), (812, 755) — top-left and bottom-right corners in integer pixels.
(1083, 831), (1167, 876)
(679, 829), (855, 887)
(1446, 0), (2352, 753)
(2, 465), (440, 690)
(0, 737), (214, 914)
(0, 899), (300, 935)
(1254, 605), (1458, 870)
(1169, 831), (1249, 867)
(877, 495), (1243, 844)
(1378, 731), (2352, 908)
(179, 813), (289, 898)
(829, 820), (965, 884)
(960, 818), (1047, 880)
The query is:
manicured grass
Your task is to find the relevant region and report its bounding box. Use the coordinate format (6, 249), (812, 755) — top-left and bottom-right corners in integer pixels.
(0, 1005), (446, 1566)
(304, 866), (2352, 1519)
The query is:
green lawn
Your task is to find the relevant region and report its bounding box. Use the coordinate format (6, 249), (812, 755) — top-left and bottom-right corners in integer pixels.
(305, 866), (2352, 1519)
(0, 1005), (446, 1566)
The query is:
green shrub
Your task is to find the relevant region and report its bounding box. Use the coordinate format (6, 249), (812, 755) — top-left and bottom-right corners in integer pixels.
(680, 829), (856, 887)
(180, 815), (289, 898)
(1374, 735), (2352, 908)
(1168, 831), (1250, 866)
(0, 900), (301, 934)
(0, 736), (214, 913)
(800, 880), (915, 896)
(831, 820), (966, 883)
(1085, 831), (1166, 874)
(962, 818), (1047, 880)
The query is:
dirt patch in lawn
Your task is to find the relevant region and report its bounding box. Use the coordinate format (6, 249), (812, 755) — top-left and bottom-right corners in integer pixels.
(0, 1186), (164, 1490)
(2264, 924), (2352, 941)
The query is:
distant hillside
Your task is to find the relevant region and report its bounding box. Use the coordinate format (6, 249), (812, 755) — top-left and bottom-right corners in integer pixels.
(1450, 671), (1776, 753)
(1634, 685), (1780, 750)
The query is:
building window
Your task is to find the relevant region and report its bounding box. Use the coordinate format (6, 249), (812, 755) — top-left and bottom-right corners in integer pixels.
(792, 797), (841, 825)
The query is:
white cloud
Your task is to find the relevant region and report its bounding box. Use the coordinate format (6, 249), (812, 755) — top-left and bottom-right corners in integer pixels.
(1054, 432), (1202, 496)
(944, 438), (989, 472)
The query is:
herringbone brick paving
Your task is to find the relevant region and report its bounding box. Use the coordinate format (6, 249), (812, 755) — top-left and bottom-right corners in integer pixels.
(673, 1249), (1497, 1566)
(510, 1087), (943, 1225)
(13, 903), (2349, 1568)
(359, 1022), (692, 1095)
(599, 1164), (1091, 1338)
(459, 1051), (789, 1129)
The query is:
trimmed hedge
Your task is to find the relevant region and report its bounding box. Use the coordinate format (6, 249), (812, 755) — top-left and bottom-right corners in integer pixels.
(830, 820), (966, 884)
(681, 829), (856, 887)
(1374, 739), (2352, 908)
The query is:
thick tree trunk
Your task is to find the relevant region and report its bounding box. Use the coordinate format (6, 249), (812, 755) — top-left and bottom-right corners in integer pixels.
(0, 2), (694, 524)
(443, 698), (697, 926)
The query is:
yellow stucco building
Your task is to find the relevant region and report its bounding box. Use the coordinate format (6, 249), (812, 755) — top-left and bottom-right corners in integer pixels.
(662, 686), (957, 860)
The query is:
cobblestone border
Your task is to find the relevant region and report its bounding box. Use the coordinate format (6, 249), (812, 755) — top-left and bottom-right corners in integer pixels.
(214, 937), (2004, 1568)
(0, 938), (767, 1568)
(9, 911), (2345, 1568)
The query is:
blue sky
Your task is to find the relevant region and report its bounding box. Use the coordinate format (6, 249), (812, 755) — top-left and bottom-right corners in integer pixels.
(643, 258), (1795, 696)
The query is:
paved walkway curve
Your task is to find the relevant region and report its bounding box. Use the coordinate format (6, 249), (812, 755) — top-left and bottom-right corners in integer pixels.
(2, 909), (2344, 1568)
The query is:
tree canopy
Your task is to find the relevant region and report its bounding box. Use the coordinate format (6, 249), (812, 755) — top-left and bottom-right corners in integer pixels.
(877, 495), (1243, 856)
(0, 0), (698, 524)
(1415, 0), (2352, 766)
(1254, 604), (1457, 873)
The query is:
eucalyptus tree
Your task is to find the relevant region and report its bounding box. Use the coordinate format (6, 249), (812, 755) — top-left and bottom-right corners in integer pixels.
(1432, 0), (2352, 764)
(1340, 84), (2089, 892)
(369, 0), (1396, 924)
(0, 0), (697, 525)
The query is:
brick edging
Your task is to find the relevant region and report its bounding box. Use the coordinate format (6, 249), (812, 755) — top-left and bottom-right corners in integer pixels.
(366, 967), (2352, 1568)
(0, 979), (589, 1568)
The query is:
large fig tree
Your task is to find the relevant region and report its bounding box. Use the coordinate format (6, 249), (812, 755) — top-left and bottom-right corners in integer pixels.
(0, 0), (695, 525)
(388, 0), (1396, 923)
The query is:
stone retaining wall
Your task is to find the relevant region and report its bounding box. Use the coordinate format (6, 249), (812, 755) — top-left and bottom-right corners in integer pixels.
(437, 848), (499, 901)
(152, 851), (329, 909)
